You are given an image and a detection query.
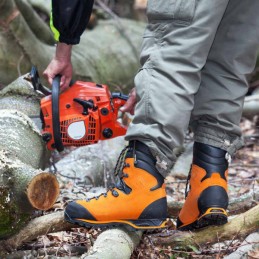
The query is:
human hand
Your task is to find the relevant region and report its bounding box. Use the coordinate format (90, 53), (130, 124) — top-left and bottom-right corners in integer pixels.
(43, 43), (73, 91)
(120, 88), (137, 115)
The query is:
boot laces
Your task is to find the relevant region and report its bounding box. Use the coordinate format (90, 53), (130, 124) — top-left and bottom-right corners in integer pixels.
(86, 146), (131, 202)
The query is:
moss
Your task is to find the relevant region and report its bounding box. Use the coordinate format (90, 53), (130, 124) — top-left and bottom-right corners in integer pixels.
(0, 186), (31, 239)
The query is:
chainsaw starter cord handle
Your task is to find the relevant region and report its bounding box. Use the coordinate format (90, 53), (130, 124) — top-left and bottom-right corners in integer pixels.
(52, 75), (64, 152)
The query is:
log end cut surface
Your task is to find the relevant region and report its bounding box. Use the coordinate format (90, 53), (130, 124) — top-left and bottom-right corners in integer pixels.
(27, 173), (60, 210)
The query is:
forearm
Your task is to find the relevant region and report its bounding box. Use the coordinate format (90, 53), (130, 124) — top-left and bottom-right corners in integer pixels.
(55, 43), (72, 61)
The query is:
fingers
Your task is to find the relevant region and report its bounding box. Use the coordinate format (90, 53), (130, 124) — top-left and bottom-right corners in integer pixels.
(120, 88), (136, 115)
(60, 75), (72, 92)
(43, 58), (73, 90)
(43, 68), (54, 86)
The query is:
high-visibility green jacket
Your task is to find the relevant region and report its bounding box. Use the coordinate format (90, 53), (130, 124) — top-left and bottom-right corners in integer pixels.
(51, 0), (94, 44)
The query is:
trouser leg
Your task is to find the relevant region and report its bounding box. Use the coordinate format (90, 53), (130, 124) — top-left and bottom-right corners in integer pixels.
(125, 0), (229, 176)
(190, 0), (259, 157)
(177, 1), (259, 230)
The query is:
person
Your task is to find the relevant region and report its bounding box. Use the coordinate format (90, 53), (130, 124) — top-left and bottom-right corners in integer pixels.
(44, 0), (259, 230)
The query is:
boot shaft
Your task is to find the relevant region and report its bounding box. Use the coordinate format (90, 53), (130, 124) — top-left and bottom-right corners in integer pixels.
(193, 142), (228, 181)
(124, 141), (165, 190)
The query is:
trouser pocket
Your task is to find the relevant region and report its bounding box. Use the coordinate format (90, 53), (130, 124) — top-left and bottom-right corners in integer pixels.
(147, 0), (196, 25)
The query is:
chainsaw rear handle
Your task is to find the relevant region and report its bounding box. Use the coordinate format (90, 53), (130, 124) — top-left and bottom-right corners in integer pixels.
(111, 92), (128, 112)
(111, 92), (128, 101)
(52, 75), (64, 152)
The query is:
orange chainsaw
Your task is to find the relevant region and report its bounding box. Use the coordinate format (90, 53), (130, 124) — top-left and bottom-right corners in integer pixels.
(30, 67), (128, 152)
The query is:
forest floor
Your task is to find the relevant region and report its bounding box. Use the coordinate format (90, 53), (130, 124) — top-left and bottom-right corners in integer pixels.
(11, 118), (259, 259)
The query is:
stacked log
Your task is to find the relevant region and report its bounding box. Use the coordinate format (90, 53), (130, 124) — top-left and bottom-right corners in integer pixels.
(0, 77), (59, 239)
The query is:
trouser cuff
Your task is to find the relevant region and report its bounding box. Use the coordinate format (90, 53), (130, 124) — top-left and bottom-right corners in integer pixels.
(193, 125), (244, 157)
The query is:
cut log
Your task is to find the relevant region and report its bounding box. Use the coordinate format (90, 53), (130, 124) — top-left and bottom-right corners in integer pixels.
(0, 109), (58, 239)
(0, 150), (59, 239)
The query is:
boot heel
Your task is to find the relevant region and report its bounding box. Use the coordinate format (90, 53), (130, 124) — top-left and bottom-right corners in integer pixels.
(197, 207), (228, 228)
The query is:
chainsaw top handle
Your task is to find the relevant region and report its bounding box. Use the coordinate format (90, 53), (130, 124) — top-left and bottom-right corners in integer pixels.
(52, 75), (64, 152)
(30, 66), (52, 96)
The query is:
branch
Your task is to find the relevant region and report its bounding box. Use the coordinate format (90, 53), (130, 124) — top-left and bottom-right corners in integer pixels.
(0, 211), (72, 254)
(151, 204), (259, 248)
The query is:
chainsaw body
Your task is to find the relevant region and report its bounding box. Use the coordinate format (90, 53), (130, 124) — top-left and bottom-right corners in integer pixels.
(40, 80), (127, 151)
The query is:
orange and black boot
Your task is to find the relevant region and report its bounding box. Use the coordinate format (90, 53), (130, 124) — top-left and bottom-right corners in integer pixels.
(177, 142), (229, 230)
(64, 140), (167, 229)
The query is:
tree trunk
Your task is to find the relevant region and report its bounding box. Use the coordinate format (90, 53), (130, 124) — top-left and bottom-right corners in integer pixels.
(0, 0), (145, 89)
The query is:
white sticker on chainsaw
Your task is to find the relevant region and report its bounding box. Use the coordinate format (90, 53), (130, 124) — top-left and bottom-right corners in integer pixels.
(67, 121), (86, 140)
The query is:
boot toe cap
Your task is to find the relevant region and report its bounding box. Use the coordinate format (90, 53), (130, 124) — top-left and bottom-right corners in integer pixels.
(65, 201), (96, 221)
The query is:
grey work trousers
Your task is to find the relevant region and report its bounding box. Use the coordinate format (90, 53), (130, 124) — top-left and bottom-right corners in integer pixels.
(125, 0), (259, 177)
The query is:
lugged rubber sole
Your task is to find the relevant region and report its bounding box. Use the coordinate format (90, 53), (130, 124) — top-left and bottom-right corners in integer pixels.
(178, 208), (228, 231)
(65, 212), (167, 230)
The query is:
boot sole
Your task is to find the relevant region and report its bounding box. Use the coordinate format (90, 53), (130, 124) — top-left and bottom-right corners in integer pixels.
(178, 208), (228, 231)
(65, 212), (167, 230)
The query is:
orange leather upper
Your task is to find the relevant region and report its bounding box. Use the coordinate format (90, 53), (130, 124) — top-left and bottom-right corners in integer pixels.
(178, 164), (228, 225)
(76, 158), (166, 221)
